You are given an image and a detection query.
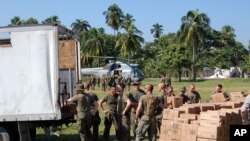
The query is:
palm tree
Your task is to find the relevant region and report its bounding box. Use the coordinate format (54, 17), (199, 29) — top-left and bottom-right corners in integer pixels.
(71, 19), (91, 34)
(151, 23), (164, 39)
(180, 9), (211, 81)
(24, 17), (39, 25)
(221, 25), (235, 45)
(115, 23), (144, 59)
(81, 28), (105, 66)
(42, 16), (61, 24)
(9, 16), (23, 26)
(122, 13), (135, 26)
(103, 4), (124, 35)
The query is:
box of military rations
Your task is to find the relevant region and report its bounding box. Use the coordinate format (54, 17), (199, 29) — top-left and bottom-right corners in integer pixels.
(162, 109), (184, 120)
(197, 126), (228, 140)
(180, 113), (199, 120)
(179, 105), (201, 114)
(167, 96), (183, 108)
(230, 92), (244, 102)
(196, 138), (229, 141)
(211, 93), (226, 102)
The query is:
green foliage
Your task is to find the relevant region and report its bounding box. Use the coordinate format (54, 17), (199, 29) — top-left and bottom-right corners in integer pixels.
(71, 19), (91, 34)
(42, 16), (61, 24)
(103, 4), (124, 34)
(9, 16), (23, 26)
(24, 17), (39, 25)
(151, 23), (164, 39)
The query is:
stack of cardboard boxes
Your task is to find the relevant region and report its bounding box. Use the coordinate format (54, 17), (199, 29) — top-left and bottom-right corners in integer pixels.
(159, 93), (245, 141)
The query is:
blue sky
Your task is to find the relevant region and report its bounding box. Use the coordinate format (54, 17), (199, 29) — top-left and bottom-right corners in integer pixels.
(0, 0), (249, 46)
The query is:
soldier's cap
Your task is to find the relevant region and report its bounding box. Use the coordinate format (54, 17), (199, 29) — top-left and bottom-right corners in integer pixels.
(76, 84), (84, 91)
(180, 86), (186, 92)
(132, 80), (141, 85)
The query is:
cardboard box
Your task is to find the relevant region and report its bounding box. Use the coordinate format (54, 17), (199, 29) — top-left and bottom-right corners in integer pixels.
(200, 104), (217, 111)
(174, 118), (192, 124)
(211, 93), (226, 102)
(181, 124), (198, 141)
(168, 96), (183, 108)
(162, 109), (185, 120)
(190, 120), (200, 125)
(180, 113), (199, 120)
(161, 120), (172, 131)
(197, 126), (228, 140)
(199, 119), (224, 127)
(197, 138), (228, 141)
(179, 106), (200, 114)
(230, 92), (244, 102)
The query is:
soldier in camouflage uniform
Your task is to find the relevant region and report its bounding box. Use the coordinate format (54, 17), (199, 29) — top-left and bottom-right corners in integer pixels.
(97, 76), (100, 88)
(155, 83), (171, 134)
(84, 83), (101, 141)
(179, 87), (190, 104)
(101, 74), (107, 92)
(68, 84), (95, 141)
(166, 86), (175, 97)
(209, 84), (230, 102)
(117, 83), (131, 141)
(135, 84), (158, 141)
(126, 75), (132, 91)
(186, 84), (201, 104)
(92, 75), (96, 90)
(99, 85), (121, 141)
(123, 81), (145, 138)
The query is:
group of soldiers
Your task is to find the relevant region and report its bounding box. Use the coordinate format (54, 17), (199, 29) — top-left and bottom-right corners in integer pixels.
(88, 74), (132, 92)
(68, 77), (231, 141)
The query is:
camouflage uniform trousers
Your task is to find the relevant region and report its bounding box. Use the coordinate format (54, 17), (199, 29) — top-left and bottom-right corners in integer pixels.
(90, 111), (101, 141)
(102, 83), (106, 92)
(136, 116), (157, 141)
(118, 114), (131, 141)
(156, 113), (163, 135)
(77, 116), (92, 141)
(103, 112), (121, 141)
(130, 111), (138, 138)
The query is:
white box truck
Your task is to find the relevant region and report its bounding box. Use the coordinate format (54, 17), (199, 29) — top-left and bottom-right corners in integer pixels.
(0, 25), (81, 141)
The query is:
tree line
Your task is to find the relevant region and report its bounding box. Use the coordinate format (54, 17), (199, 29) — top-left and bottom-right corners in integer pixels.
(6, 4), (250, 81)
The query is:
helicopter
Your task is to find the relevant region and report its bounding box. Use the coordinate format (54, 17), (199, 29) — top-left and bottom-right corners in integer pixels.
(81, 56), (145, 81)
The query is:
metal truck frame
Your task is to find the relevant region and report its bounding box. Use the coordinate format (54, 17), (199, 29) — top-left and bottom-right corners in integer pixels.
(0, 24), (81, 141)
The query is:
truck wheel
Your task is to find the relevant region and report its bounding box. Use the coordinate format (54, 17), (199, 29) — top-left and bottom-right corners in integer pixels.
(0, 126), (11, 141)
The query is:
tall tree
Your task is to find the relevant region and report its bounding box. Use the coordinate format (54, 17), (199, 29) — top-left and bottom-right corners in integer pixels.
(115, 23), (144, 59)
(24, 17), (38, 25)
(162, 43), (191, 82)
(71, 19), (91, 34)
(180, 9), (211, 81)
(151, 23), (164, 39)
(9, 16), (23, 26)
(81, 28), (105, 66)
(220, 25), (235, 45)
(42, 16), (61, 24)
(122, 13), (135, 27)
(103, 4), (124, 35)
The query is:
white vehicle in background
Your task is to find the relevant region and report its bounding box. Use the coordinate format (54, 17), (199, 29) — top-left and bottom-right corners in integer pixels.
(0, 24), (81, 141)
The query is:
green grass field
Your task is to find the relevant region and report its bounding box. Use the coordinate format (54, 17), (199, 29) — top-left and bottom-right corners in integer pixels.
(35, 78), (250, 141)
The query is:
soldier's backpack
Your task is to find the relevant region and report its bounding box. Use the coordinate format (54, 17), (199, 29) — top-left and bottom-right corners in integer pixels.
(145, 95), (156, 116)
